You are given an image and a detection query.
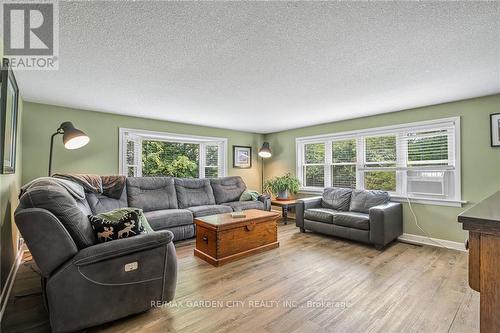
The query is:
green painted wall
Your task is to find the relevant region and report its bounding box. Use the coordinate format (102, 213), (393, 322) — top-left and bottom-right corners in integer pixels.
(22, 102), (265, 190)
(0, 42), (24, 291)
(0, 99), (22, 289)
(264, 94), (500, 243)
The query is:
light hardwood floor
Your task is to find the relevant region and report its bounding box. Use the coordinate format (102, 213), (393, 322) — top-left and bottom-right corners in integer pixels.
(2, 222), (479, 333)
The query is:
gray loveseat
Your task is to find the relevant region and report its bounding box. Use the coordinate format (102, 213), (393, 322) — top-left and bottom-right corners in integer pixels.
(296, 187), (402, 249)
(14, 175), (269, 332)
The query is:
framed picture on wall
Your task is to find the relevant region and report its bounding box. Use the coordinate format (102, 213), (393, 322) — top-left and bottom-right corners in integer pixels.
(0, 58), (19, 174)
(233, 145), (252, 168)
(491, 113), (500, 147)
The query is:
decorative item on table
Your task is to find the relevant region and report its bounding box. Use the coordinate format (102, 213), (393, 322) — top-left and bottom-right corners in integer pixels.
(490, 113), (500, 147)
(263, 172), (301, 200)
(233, 145), (252, 168)
(0, 58), (19, 174)
(231, 211), (246, 218)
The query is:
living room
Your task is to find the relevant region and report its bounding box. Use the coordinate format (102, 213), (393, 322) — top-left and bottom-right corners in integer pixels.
(1, 1), (499, 332)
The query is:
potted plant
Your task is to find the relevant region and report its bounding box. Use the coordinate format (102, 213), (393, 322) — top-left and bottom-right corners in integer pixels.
(263, 173), (301, 200)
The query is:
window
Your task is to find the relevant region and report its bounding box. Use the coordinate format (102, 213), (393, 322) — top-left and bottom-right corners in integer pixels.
(296, 117), (461, 206)
(403, 127), (455, 198)
(120, 129), (227, 178)
(204, 145), (220, 178)
(364, 135), (397, 192)
(302, 142), (325, 187)
(331, 139), (356, 188)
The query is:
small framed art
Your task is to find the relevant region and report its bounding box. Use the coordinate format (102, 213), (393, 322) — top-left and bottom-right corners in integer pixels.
(490, 113), (500, 147)
(0, 58), (19, 174)
(233, 145), (252, 168)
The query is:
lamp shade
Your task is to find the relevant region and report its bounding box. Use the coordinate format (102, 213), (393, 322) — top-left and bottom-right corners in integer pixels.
(258, 142), (272, 158)
(60, 122), (90, 150)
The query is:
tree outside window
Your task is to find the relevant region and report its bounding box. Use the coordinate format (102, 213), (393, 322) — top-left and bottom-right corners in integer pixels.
(142, 140), (200, 178)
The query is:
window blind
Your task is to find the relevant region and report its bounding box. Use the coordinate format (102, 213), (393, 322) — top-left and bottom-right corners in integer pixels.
(402, 127), (454, 168)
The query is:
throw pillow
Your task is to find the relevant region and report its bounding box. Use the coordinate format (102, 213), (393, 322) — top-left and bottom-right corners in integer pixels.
(88, 208), (152, 243)
(96, 207), (154, 233)
(240, 190), (259, 201)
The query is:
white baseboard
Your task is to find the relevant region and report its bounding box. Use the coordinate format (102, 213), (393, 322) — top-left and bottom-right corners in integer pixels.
(0, 247), (25, 322)
(398, 233), (466, 252)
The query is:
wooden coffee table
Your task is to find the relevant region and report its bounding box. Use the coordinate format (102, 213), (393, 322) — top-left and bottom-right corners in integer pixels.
(194, 209), (280, 267)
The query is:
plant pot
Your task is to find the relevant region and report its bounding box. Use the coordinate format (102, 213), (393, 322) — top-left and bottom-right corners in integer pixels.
(277, 189), (289, 200)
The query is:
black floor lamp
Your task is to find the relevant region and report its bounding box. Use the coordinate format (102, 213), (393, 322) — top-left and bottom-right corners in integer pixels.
(48, 122), (90, 176)
(258, 142), (272, 193)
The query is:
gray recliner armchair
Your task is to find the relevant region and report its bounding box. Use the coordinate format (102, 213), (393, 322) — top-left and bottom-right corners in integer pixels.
(15, 181), (177, 333)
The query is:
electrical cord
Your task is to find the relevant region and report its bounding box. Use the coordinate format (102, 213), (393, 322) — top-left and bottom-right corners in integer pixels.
(405, 195), (457, 250)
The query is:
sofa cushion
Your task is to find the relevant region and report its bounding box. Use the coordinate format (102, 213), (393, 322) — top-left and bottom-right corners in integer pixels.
(222, 201), (265, 211)
(349, 190), (390, 213)
(304, 208), (336, 224)
(332, 211), (370, 230)
(188, 205), (232, 218)
(86, 185), (128, 214)
(18, 184), (96, 249)
(210, 176), (247, 204)
(168, 224), (195, 241)
(144, 209), (193, 230)
(322, 187), (352, 211)
(126, 177), (178, 212)
(175, 178), (216, 208)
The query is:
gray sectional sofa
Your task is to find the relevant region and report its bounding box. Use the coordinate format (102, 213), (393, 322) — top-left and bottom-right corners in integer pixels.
(86, 176), (270, 241)
(14, 175), (269, 332)
(296, 187), (403, 249)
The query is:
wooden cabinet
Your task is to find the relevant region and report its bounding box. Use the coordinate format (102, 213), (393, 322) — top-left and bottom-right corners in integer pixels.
(459, 192), (500, 333)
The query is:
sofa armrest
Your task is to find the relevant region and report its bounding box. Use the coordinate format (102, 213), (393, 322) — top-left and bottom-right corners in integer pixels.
(295, 196), (322, 229)
(15, 208), (78, 278)
(369, 202), (403, 248)
(74, 230), (174, 266)
(258, 194), (271, 211)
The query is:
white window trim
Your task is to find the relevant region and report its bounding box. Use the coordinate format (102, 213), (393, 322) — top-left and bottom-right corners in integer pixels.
(119, 128), (228, 178)
(296, 117), (464, 207)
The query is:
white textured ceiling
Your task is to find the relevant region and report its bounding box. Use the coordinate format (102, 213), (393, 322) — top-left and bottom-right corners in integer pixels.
(15, 1), (500, 133)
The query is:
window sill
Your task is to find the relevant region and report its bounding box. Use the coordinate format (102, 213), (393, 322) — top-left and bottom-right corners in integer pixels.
(390, 196), (466, 208)
(298, 188), (466, 207)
